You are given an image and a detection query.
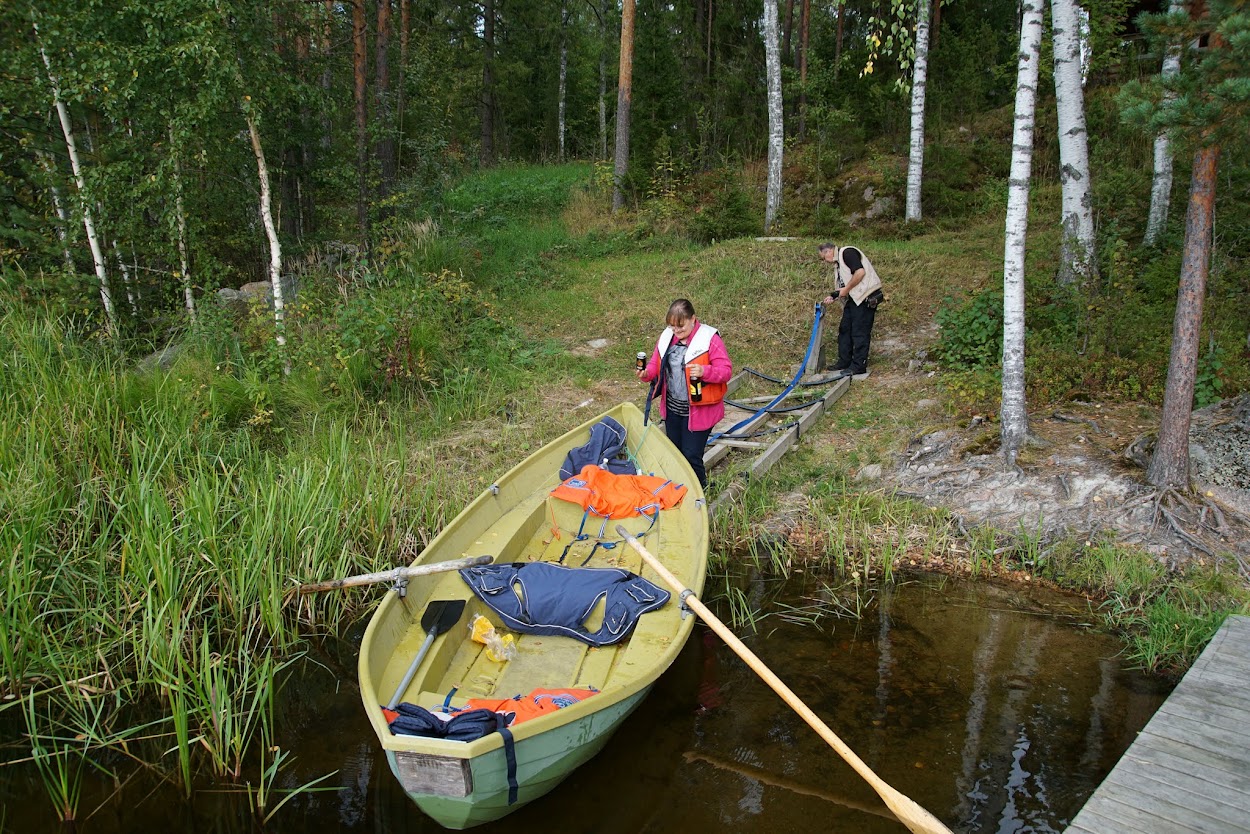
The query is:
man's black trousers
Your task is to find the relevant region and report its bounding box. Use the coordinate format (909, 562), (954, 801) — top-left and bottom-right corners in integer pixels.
(836, 298), (876, 374)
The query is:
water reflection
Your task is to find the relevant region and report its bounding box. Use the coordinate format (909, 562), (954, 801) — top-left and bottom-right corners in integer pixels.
(0, 576), (1171, 833)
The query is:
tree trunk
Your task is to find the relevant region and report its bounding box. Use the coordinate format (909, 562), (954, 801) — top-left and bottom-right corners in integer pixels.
(835, 1), (845, 73)
(37, 149), (75, 271)
(112, 240), (139, 319)
(1145, 0), (1184, 247)
(558, 0), (568, 162)
(931, 0), (941, 49)
(170, 138), (196, 323)
(782, 0), (794, 66)
(376, 0), (397, 194)
(481, 0), (497, 167)
(246, 112), (290, 374)
(322, 0), (334, 153)
(1147, 144), (1220, 489)
(352, 0), (369, 238)
(798, 0), (810, 139)
(398, 0), (410, 169)
(294, 31), (313, 238)
(39, 44), (117, 338)
(612, 0), (636, 212)
(1000, 0), (1044, 466)
(706, 0), (713, 79)
(599, 0), (608, 160)
(905, 0), (932, 222)
(763, 0), (784, 232)
(1051, 0), (1097, 284)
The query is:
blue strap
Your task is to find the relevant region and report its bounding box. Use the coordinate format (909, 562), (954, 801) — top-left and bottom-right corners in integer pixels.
(497, 715), (519, 804)
(440, 687), (459, 713)
(558, 507), (593, 563)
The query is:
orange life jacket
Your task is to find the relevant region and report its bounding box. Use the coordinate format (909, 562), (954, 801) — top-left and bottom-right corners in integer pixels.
(461, 688), (599, 726)
(550, 464), (687, 519)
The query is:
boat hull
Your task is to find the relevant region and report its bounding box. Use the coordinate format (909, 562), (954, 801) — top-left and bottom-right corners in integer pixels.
(385, 688), (649, 828)
(359, 402), (706, 828)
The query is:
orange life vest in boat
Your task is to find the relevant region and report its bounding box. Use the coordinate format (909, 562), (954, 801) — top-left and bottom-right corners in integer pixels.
(461, 688), (599, 726)
(550, 464), (687, 519)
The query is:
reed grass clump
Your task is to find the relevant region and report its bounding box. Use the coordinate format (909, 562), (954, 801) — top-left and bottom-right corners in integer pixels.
(0, 306), (472, 817)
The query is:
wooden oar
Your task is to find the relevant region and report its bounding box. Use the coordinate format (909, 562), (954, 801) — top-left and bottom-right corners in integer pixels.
(615, 525), (954, 834)
(386, 598), (467, 709)
(294, 553), (492, 595)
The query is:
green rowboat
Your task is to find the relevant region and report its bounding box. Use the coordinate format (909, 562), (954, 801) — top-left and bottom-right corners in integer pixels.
(358, 402), (708, 829)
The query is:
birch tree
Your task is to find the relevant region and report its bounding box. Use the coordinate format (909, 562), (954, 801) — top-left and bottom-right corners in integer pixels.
(763, 0), (784, 232)
(1051, 0), (1097, 284)
(37, 38), (118, 338)
(1000, 0), (1044, 466)
(245, 109), (290, 374)
(1144, 0), (1185, 247)
(169, 138), (196, 323)
(905, 0), (933, 222)
(612, 0), (636, 212)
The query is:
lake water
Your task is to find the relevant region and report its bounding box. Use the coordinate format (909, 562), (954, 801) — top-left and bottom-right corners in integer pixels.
(0, 575), (1172, 832)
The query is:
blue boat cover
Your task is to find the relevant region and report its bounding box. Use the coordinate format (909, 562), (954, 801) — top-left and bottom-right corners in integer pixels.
(459, 562), (670, 647)
(558, 416), (637, 480)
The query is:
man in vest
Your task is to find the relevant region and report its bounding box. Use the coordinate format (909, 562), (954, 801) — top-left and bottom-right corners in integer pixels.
(819, 242), (883, 381)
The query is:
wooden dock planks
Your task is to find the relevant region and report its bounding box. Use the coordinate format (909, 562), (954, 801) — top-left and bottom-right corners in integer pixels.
(1066, 614), (1250, 834)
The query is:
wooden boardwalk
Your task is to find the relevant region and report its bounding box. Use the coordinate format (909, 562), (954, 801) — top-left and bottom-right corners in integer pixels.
(1066, 614), (1250, 834)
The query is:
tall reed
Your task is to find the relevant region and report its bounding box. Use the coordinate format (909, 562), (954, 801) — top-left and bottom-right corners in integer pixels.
(0, 307), (465, 818)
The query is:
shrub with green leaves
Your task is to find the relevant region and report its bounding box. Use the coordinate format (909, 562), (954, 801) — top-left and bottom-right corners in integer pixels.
(935, 286), (1003, 367)
(687, 173), (757, 244)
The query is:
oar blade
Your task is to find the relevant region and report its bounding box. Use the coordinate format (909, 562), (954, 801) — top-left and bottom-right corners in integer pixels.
(879, 788), (954, 834)
(422, 598), (467, 635)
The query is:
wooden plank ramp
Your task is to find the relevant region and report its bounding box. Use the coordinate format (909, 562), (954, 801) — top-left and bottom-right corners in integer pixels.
(1066, 614), (1250, 834)
(702, 360), (849, 515)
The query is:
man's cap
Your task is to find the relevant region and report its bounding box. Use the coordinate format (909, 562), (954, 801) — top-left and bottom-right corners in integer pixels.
(817, 242), (835, 251)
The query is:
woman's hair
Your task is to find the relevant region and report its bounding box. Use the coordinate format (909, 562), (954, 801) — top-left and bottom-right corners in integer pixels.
(666, 298), (696, 326)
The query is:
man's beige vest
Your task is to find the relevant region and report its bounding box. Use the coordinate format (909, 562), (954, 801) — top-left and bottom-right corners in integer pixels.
(837, 246), (883, 305)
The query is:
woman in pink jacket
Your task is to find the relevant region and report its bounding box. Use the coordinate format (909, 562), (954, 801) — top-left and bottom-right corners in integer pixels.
(636, 299), (733, 488)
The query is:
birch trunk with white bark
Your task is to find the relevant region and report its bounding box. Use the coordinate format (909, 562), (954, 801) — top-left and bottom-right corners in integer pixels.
(37, 150), (75, 270)
(1051, 0), (1097, 285)
(1000, 0), (1044, 466)
(1144, 0), (1184, 247)
(246, 112), (289, 372)
(763, 0), (784, 232)
(171, 143), (196, 323)
(112, 240), (139, 318)
(905, 0), (932, 223)
(39, 45), (118, 338)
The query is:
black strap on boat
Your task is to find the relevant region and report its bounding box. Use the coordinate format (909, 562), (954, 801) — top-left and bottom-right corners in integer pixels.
(497, 713), (519, 805)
